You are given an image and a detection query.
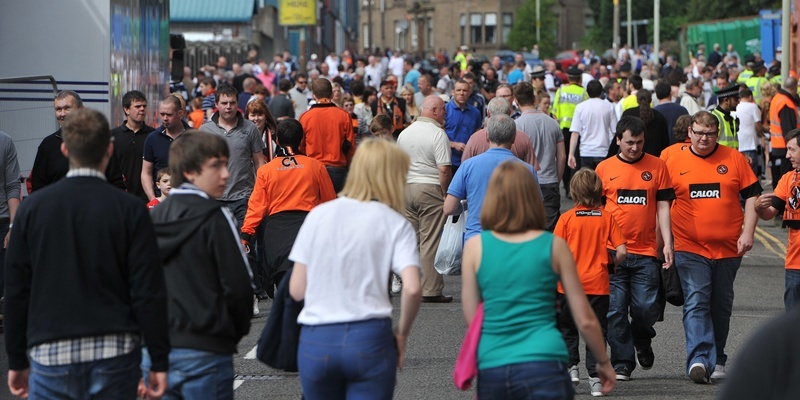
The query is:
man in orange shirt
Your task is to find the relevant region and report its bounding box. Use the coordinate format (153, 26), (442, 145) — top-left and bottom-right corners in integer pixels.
(755, 128), (800, 311)
(664, 111), (761, 384)
(299, 78), (356, 192)
(596, 116), (675, 381)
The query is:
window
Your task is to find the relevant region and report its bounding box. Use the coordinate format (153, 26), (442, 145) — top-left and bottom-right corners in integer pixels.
(470, 13), (482, 44)
(362, 23), (369, 49)
(460, 14), (466, 46)
(427, 17), (434, 49)
(502, 13), (513, 44)
(485, 13), (497, 45)
(394, 20), (407, 50)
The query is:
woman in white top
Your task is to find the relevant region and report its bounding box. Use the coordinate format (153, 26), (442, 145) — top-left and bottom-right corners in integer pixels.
(289, 139), (422, 399)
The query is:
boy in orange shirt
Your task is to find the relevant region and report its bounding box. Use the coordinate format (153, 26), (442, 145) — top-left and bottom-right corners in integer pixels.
(146, 169), (171, 209)
(555, 168), (627, 396)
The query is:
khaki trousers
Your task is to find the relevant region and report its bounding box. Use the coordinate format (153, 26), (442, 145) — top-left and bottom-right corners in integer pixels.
(404, 183), (447, 296)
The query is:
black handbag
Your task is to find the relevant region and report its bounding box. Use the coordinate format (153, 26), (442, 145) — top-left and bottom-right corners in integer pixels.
(661, 265), (684, 307)
(256, 268), (303, 372)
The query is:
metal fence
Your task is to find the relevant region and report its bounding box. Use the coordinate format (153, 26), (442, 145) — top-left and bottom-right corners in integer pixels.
(182, 39), (253, 74)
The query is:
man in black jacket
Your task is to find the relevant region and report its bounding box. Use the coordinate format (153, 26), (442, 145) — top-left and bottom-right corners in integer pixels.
(148, 130), (253, 398)
(30, 90), (126, 192)
(5, 108), (169, 399)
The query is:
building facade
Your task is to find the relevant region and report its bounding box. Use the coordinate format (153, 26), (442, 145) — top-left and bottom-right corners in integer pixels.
(358, 0), (592, 57)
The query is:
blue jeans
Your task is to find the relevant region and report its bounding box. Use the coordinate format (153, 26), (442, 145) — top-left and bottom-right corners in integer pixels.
(580, 156), (606, 171)
(674, 252), (740, 376)
(29, 349), (141, 399)
(478, 360), (575, 400)
(607, 253), (661, 371)
(219, 197), (249, 228)
(298, 318), (396, 400)
(141, 348), (234, 400)
(785, 269), (800, 311)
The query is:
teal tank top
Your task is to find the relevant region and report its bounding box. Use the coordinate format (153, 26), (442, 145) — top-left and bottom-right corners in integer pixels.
(476, 230), (569, 369)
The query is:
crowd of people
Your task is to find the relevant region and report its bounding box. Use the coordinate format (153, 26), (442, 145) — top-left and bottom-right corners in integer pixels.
(2, 41), (800, 399)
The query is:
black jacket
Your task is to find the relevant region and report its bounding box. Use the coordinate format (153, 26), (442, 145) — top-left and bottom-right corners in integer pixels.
(5, 176), (169, 371)
(31, 129), (126, 192)
(151, 186), (253, 354)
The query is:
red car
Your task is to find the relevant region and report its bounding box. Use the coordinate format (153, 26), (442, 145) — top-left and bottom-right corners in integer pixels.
(555, 50), (580, 71)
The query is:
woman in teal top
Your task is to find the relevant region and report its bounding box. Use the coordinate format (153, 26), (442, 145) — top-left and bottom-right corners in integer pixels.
(461, 161), (616, 399)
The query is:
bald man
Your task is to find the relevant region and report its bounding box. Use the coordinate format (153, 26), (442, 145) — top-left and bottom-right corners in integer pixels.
(396, 96), (454, 302)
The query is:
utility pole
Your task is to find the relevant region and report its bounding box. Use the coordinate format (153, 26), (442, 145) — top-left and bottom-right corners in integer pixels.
(613, 0), (620, 50)
(781, 0), (789, 79)
(626, 0), (632, 47)
(536, 0), (541, 43)
(654, 0), (660, 63)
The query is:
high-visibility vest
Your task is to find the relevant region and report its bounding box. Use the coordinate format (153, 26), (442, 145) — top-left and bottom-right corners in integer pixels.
(745, 76), (767, 104)
(770, 75), (783, 86)
(552, 84), (588, 129)
(737, 69), (753, 84)
(769, 91), (800, 149)
(621, 93), (638, 112)
(711, 107), (739, 149)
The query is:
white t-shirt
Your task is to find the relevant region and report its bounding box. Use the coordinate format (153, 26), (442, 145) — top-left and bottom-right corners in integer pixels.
(569, 98), (617, 157)
(389, 56), (405, 79)
(397, 117), (452, 185)
(736, 101), (761, 152)
(290, 197), (420, 325)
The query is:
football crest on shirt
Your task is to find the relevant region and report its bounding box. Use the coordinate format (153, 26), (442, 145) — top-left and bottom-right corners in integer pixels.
(790, 186), (800, 210)
(641, 171), (652, 181)
(717, 165), (728, 174)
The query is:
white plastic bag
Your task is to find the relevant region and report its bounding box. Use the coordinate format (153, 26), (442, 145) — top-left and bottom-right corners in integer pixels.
(434, 211), (467, 275)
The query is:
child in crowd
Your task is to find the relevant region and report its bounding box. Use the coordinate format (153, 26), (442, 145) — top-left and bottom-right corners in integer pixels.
(147, 168), (171, 209)
(369, 115), (394, 141)
(554, 168), (627, 397)
(188, 97), (205, 128)
(142, 131), (253, 399)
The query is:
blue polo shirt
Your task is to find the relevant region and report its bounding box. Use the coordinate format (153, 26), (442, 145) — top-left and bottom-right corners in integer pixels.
(444, 100), (482, 166)
(447, 147), (539, 240)
(142, 127), (175, 174)
(404, 69), (421, 92)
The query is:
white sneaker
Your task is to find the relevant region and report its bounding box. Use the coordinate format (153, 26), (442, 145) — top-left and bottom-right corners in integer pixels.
(391, 274), (402, 294)
(568, 364), (579, 386)
(589, 377), (603, 397)
(689, 362), (708, 384)
(710, 364), (726, 380)
(253, 296), (260, 316)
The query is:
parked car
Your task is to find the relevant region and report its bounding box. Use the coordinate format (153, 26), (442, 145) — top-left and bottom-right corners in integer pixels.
(555, 50), (580, 70)
(523, 52), (543, 68)
(494, 50), (516, 65)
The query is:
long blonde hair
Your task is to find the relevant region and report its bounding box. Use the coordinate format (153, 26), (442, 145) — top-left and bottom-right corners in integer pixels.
(339, 139), (410, 212)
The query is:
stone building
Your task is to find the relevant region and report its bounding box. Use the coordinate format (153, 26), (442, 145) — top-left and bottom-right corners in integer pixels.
(358, 0), (593, 57)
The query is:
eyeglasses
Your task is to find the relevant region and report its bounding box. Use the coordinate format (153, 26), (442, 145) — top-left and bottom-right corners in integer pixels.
(690, 126), (718, 138)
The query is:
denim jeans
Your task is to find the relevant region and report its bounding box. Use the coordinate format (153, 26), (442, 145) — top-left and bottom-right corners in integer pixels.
(219, 197), (249, 228)
(29, 349), (140, 399)
(478, 360), (575, 400)
(580, 156), (606, 171)
(607, 253), (661, 371)
(557, 294), (608, 377)
(785, 269), (800, 311)
(298, 318), (396, 400)
(325, 166), (348, 193)
(674, 252), (740, 376)
(539, 183), (561, 232)
(141, 347), (234, 400)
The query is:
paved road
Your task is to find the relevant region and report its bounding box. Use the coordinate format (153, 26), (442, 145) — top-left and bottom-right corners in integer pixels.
(0, 192), (790, 400)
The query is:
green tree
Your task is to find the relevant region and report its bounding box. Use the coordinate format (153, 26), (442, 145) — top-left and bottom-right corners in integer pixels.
(506, 0), (557, 58)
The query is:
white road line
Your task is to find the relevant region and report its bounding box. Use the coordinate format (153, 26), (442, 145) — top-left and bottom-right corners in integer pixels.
(244, 344), (258, 359)
(233, 380), (244, 390)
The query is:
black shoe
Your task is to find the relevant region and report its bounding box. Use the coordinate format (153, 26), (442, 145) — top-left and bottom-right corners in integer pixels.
(636, 346), (654, 370)
(614, 365), (632, 381)
(422, 295), (453, 303)
(255, 288), (270, 300)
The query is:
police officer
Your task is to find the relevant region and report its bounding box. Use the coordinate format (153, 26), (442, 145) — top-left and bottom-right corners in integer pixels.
(552, 66), (588, 197)
(744, 60), (768, 105)
(711, 86), (740, 149)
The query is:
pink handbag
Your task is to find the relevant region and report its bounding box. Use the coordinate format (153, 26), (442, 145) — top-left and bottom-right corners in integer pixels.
(453, 302), (484, 390)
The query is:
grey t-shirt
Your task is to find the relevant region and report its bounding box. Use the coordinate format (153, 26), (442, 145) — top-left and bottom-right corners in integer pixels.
(515, 110), (563, 184)
(0, 131), (20, 218)
(201, 114), (265, 201)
